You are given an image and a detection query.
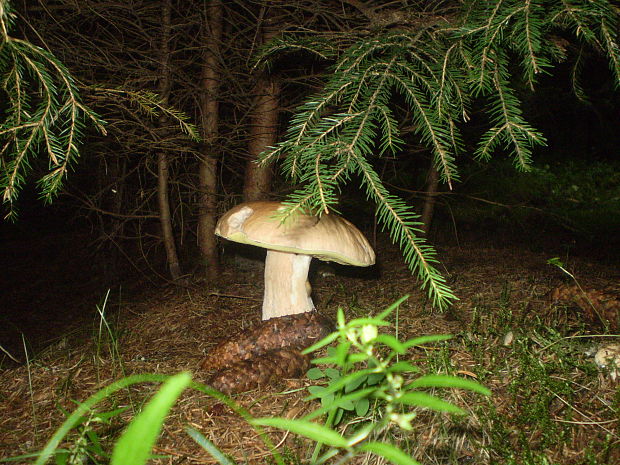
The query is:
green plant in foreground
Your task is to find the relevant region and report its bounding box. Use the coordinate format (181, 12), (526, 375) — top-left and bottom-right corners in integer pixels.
(19, 297), (490, 465)
(252, 296), (491, 464)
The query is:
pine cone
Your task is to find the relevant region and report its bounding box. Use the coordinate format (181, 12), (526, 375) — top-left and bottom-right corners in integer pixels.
(200, 311), (333, 371)
(551, 284), (619, 330)
(207, 348), (311, 394)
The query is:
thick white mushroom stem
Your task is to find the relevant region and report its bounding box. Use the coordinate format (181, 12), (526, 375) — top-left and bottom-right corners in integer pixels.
(263, 250), (314, 320)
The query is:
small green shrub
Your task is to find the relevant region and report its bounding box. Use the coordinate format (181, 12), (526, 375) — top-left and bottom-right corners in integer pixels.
(18, 297), (490, 465)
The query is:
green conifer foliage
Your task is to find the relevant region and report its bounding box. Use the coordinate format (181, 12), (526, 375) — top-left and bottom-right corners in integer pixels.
(0, 0), (105, 219)
(256, 0), (620, 310)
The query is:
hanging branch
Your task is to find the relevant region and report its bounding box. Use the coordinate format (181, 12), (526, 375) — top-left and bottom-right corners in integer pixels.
(0, 0), (105, 219)
(256, 0), (620, 310)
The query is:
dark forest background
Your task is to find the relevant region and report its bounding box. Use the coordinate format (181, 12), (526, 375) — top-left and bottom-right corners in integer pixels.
(2, 0), (619, 289)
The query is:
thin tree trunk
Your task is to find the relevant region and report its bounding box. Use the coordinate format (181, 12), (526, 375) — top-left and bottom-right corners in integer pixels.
(420, 164), (439, 235)
(243, 22), (281, 202)
(157, 0), (181, 280)
(197, 0), (223, 281)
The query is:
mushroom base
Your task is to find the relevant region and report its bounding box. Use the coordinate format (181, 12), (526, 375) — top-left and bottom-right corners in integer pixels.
(263, 250), (314, 320)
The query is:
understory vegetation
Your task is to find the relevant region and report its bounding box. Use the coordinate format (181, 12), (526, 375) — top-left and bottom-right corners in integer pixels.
(2, 252), (618, 465)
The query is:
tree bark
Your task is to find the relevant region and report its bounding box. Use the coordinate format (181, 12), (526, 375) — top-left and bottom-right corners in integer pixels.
(243, 22), (281, 202)
(156, 0), (182, 280)
(197, 0), (223, 281)
(420, 164), (439, 235)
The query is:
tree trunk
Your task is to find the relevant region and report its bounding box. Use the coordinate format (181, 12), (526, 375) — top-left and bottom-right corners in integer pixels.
(243, 23), (281, 202)
(197, 0), (223, 281)
(156, 0), (182, 280)
(420, 164), (439, 235)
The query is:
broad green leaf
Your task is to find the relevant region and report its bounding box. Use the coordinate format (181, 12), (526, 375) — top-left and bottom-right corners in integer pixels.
(250, 418), (348, 448)
(110, 372), (192, 465)
(345, 373), (368, 393)
(355, 397), (370, 416)
(334, 407), (344, 425)
(388, 361), (419, 373)
(325, 368), (342, 380)
(340, 399), (355, 411)
(347, 317), (391, 327)
(375, 334), (406, 353)
(305, 368), (377, 400)
(307, 385), (327, 397)
(408, 375), (490, 395)
(367, 373), (385, 385)
(304, 387), (376, 420)
(306, 367), (325, 380)
(360, 441), (421, 465)
(394, 392), (465, 414)
(302, 331), (339, 354)
(321, 393), (336, 407)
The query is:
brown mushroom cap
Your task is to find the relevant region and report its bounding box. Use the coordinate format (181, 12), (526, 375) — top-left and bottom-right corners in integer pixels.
(215, 201), (375, 267)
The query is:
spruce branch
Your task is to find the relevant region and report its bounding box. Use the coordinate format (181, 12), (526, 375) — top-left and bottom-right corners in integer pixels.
(1, 1), (105, 218)
(255, 0), (619, 311)
(92, 88), (200, 141)
(517, 0), (551, 89)
(353, 155), (456, 309)
(252, 35), (340, 71)
(475, 57), (547, 169)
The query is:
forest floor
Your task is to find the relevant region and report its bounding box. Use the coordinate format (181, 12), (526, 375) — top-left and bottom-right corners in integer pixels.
(0, 233), (619, 465)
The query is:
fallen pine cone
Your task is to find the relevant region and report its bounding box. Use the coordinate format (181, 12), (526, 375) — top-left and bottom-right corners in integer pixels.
(207, 348), (311, 394)
(200, 311), (333, 371)
(551, 284), (619, 331)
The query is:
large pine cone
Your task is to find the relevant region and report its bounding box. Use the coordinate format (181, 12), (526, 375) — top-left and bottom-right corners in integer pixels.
(200, 311), (334, 372)
(551, 284), (619, 331)
(208, 348), (311, 394)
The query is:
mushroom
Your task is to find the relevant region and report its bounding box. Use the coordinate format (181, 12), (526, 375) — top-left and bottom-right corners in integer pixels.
(215, 201), (375, 320)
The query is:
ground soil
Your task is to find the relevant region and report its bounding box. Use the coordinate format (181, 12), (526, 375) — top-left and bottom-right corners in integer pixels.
(0, 230), (618, 464)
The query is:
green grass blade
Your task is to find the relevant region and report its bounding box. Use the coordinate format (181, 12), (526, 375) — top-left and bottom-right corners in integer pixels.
(110, 372), (192, 465)
(185, 426), (237, 465)
(408, 374), (490, 395)
(250, 418), (348, 448)
(33, 374), (171, 465)
(360, 441), (421, 465)
(393, 392), (465, 414)
(403, 334), (452, 349)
